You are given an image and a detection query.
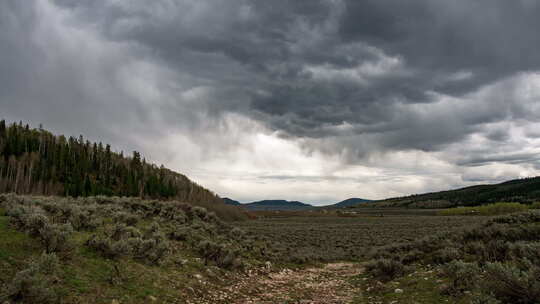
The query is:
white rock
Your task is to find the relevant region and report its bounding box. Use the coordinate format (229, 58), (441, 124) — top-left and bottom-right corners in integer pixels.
(395, 288), (403, 294)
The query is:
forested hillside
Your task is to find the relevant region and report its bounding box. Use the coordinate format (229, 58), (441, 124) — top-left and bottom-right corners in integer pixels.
(0, 120), (227, 209)
(360, 177), (540, 209)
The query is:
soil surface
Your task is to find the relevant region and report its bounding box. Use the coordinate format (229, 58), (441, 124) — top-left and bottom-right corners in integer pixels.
(195, 262), (363, 304)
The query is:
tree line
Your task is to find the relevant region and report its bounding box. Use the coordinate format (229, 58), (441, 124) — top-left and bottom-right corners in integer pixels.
(0, 120), (222, 205)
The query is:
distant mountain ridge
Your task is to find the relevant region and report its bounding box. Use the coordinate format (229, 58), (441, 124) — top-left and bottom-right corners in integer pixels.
(243, 200), (313, 211)
(222, 198), (242, 206)
(226, 176), (540, 211)
(223, 197), (373, 211)
(328, 198), (372, 208)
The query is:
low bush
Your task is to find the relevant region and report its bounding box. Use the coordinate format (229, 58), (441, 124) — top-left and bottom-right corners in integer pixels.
(68, 206), (100, 231)
(400, 249), (423, 264)
(5, 204), (74, 254)
(113, 211), (139, 226)
(483, 261), (540, 304)
(168, 226), (193, 241)
(1, 253), (60, 304)
(440, 260), (480, 295)
(86, 224), (170, 265)
(134, 231), (170, 265)
(86, 235), (133, 259)
(431, 247), (461, 264)
(38, 223), (74, 254)
(365, 258), (406, 282)
(488, 211), (540, 225)
(528, 202), (540, 210)
(197, 240), (242, 269)
(508, 242), (540, 263)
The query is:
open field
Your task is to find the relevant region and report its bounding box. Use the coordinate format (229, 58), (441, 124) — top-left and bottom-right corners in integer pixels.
(236, 210), (486, 263)
(2, 194), (536, 304)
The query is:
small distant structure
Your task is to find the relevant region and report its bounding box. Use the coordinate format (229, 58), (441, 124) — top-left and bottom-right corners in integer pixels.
(336, 210), (359, 217)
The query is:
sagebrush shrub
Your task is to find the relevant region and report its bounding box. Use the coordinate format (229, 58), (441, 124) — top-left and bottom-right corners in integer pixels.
(87, 224), (169, 264)
(401, 249), (423, 264)
(38, 223), (74, 254)
(432, 247), (461, 264)
(158, 203), (187, 223)
(1, 253), (60, 304)
(488, 210), (540, 225)
(509, 242), (540, 263)
(168, 226), (192, 241)
(481, 240), (511, 262)
(471, 294), (503, 304)
(192, 206), (209, 221)
(133, 225), (170, 264)
(114, 211), (139, 226)
(68, 205), (100, 231)
(110, 224), (142, 241)
(229, 227), (246, 240)
(86, 235), (131, 259)
(134, 234), (170, 265)
(22, 212), (50, 237)
(7, 205), (48, 233)
(483, 261), (540, 304)
(529, 202), (540, 210)
(365, 258), (406, 282)
(440, 260), (480, 295)
(197, 240), (241, 269)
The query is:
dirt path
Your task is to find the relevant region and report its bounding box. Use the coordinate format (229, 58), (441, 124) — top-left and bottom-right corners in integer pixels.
(199, 263), (363, 304)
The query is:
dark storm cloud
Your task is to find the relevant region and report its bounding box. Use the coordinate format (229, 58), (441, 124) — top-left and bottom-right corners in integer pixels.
(73, 0), (539, 157)
(0, 1), (152, 149)
(2, 0), (540, 174)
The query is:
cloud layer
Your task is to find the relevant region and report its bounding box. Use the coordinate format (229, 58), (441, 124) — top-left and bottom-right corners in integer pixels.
(1, 0), (540, 204)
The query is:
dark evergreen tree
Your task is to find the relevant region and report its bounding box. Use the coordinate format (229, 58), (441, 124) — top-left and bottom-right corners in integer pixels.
(0, 120), (222, 205)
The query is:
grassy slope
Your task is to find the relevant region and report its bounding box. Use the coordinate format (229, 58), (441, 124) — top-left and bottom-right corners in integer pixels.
(0, 195), (271, 304)
(0, 208), (203, 303)
(0, 209), (41, 286)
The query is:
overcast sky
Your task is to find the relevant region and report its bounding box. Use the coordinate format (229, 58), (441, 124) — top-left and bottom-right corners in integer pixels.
(2, 0), (540, 205)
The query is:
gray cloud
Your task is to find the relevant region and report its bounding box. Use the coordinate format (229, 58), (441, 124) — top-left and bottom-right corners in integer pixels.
(1, 0), (540, 202)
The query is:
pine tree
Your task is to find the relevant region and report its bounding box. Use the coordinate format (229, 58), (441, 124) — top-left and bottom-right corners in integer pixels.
(0, 121), (222, 205)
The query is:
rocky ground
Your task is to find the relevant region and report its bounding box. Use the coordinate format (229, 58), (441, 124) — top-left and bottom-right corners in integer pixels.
(194, 262), (363, 304)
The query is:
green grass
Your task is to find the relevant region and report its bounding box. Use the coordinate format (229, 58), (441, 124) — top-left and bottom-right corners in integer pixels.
(0, 213), (42, 292)
(529, 202), (540, 209)
(0, 195), (257, 303)
(352, 266), (474, 304)
(0, 214), (39, 262)
(438, 202), (528, 216)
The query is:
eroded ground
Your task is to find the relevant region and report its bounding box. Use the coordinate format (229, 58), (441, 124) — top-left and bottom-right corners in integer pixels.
(196, 262), (363, 304)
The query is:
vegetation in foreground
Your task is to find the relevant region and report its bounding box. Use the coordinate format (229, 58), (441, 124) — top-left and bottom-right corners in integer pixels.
(2, 191), (539, 303)
(360, 210), (540, 304)
(0, 194), (270, 304)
